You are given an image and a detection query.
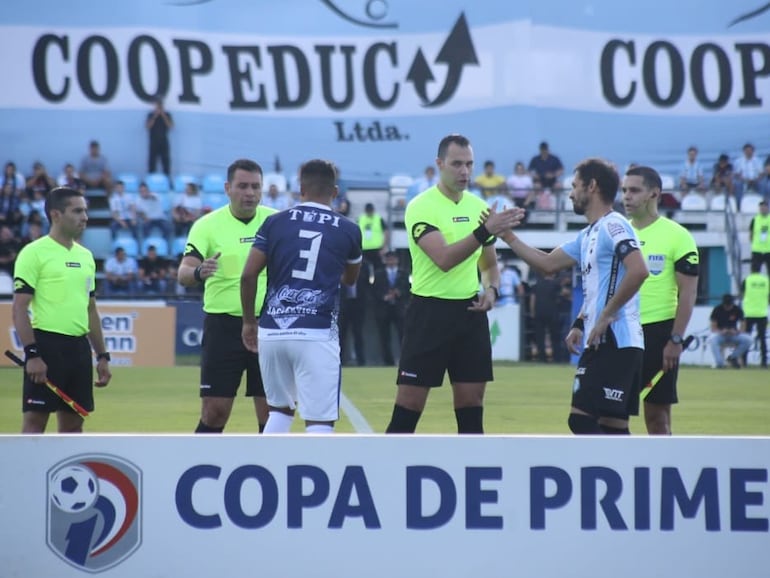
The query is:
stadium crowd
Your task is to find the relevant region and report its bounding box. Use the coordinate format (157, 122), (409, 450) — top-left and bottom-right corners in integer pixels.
(3, 138), (769, 367)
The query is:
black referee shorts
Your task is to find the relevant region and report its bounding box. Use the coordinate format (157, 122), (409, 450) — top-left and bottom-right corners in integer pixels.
(200, 313), (265, 398)
(396, 295), (494, 388)
(22, 329), (94, 414)
(642, 319), (679, 405)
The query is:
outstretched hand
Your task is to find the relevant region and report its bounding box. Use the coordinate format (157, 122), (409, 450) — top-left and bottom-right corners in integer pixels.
(481, 205), (526, 236)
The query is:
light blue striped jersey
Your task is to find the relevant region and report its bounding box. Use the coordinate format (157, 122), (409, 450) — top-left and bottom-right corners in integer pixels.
(560, 211), (644, 349)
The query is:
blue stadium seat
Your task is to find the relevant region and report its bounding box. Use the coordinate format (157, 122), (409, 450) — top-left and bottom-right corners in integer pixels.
(202, 193), (228, 210)
(141, 236), (170, 257)
(79, 227), (112, 260)
(172, 236), (188, 258)
(146, 173), (171, 193)
(112, 237), (139, 258)
(174, 174), (199, 192)
(202, 173), (226, 193)
(116, 172), (140, 193)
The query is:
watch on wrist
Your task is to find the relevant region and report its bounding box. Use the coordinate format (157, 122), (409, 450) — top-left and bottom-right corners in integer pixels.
(669, 334), (684, 345)
(97, 352), (111, 362)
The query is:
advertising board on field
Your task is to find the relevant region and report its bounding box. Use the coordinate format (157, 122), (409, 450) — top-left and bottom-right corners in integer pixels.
(0, 435), (767, 577)
(0, 301), (176, 367)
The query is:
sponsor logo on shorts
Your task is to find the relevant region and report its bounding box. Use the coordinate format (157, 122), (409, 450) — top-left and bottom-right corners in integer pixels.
(200, 384), (212, 390)
(603, 387), (624, 402)
(26, 398), (46, 405)
(575, 367), (586, 376)
(399, 370), (417, 378)
(452, 216), (470, 223)
(572, 378), (581, 393)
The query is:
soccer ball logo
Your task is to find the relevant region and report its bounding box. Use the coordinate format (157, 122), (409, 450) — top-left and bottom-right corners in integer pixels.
(50, 465), (99, 513)
(47, 455), (142, 572)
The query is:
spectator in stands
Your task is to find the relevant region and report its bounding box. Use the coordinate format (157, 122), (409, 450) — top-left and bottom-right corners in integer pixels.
(741, 264), (769, 368)
(21, 209), (47, 239)
(372, 250), (410, 365)
(138, 244), (169, 294)
(406, 166), (439, 204)
(679, 146), (707, 194)
(339, 264), (369, 367)
(749, 200), (770, 275)
(358, 202), (389, 270)
(108, 180), (138, 241)
(332, 165), (350, 216)
(529, 271), (565, 362)
(711, 153), (735, 198)
(709, 293), (753, 368)
(528, 141), (564, 192)
(25, 162), (55, 197)
(0, 177), (24, 235)
(79, 140), (112, 192)
(734, 143), (763, 209)
(20, 222), (43, 247)
(474, 160), (506, 198)
(57, 163), (85, 190)
(135, 181), (171, 240)
(3, 162), (25, 191)
(103, 246), (138, 296)
(506, 161), (536, 209)
(22, 188), (50, 234)
(0, 225), (20, 276)
(758, 156), (770, 202)
(172, 181), (203, 236)
(262, 183), (290, 211)
(146, 97), (173, 180)
(334, 196), (350, 216)
(498, 260), (523, 306)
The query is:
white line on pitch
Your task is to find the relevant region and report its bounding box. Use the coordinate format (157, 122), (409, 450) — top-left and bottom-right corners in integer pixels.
(339, 393), (373, 433)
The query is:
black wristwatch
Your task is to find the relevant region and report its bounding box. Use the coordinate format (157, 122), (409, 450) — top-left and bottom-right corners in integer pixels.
(669, 334), (684, 345)
(96, 352), (111, 362)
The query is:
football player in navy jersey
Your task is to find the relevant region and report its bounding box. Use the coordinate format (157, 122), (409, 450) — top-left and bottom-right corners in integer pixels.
(241, 159), (362, 434)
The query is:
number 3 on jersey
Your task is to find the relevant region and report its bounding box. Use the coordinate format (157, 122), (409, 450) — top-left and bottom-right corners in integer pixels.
(292, 229), (323, 280)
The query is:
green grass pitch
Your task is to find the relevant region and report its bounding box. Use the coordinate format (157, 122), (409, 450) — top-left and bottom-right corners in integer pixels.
(1, 363), (768, 435)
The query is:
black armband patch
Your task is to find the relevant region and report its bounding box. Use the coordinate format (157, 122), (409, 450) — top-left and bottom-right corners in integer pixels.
(674, 251), (700, 276)
(183, 242), (204, 261)
(411, 222), (438, 243)
(13, 277), (33, 294)
(615, 238), (640, 260)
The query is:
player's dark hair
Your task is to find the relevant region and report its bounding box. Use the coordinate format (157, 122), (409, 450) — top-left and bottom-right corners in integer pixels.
(45, 187), (83, 221)
(625, 165), (662, 192)
(437, 134), (471, 159)
(227, 158), (263, 182)
(300, 159), (337, 198)
(575, 158), (620, 205)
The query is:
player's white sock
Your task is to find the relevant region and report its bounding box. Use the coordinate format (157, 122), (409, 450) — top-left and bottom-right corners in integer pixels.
(263, 411), (293, 433)
(306, 424), (333, 434)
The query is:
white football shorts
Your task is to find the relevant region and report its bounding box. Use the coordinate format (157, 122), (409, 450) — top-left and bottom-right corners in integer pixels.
(258, 339), (341, 421)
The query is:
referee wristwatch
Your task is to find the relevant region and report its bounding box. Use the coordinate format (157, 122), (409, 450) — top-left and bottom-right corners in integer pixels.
(96, 352), (111, 362)
(669, 334), (684, 345)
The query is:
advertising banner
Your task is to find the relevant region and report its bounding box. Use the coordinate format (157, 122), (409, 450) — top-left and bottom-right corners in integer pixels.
(0, 435), (767, 577)
(0, 301), (176, 367)
(1, 0), (767, 181)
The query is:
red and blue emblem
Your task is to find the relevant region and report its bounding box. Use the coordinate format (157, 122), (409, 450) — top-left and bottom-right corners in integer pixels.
(47, 454), (141, 572)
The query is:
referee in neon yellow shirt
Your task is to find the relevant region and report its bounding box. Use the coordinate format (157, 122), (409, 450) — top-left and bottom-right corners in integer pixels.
(385, 134), (521, 434)
(621, 166), (699, 435)
(178, 159), (277, 433)
(13, 187), (112, 433)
